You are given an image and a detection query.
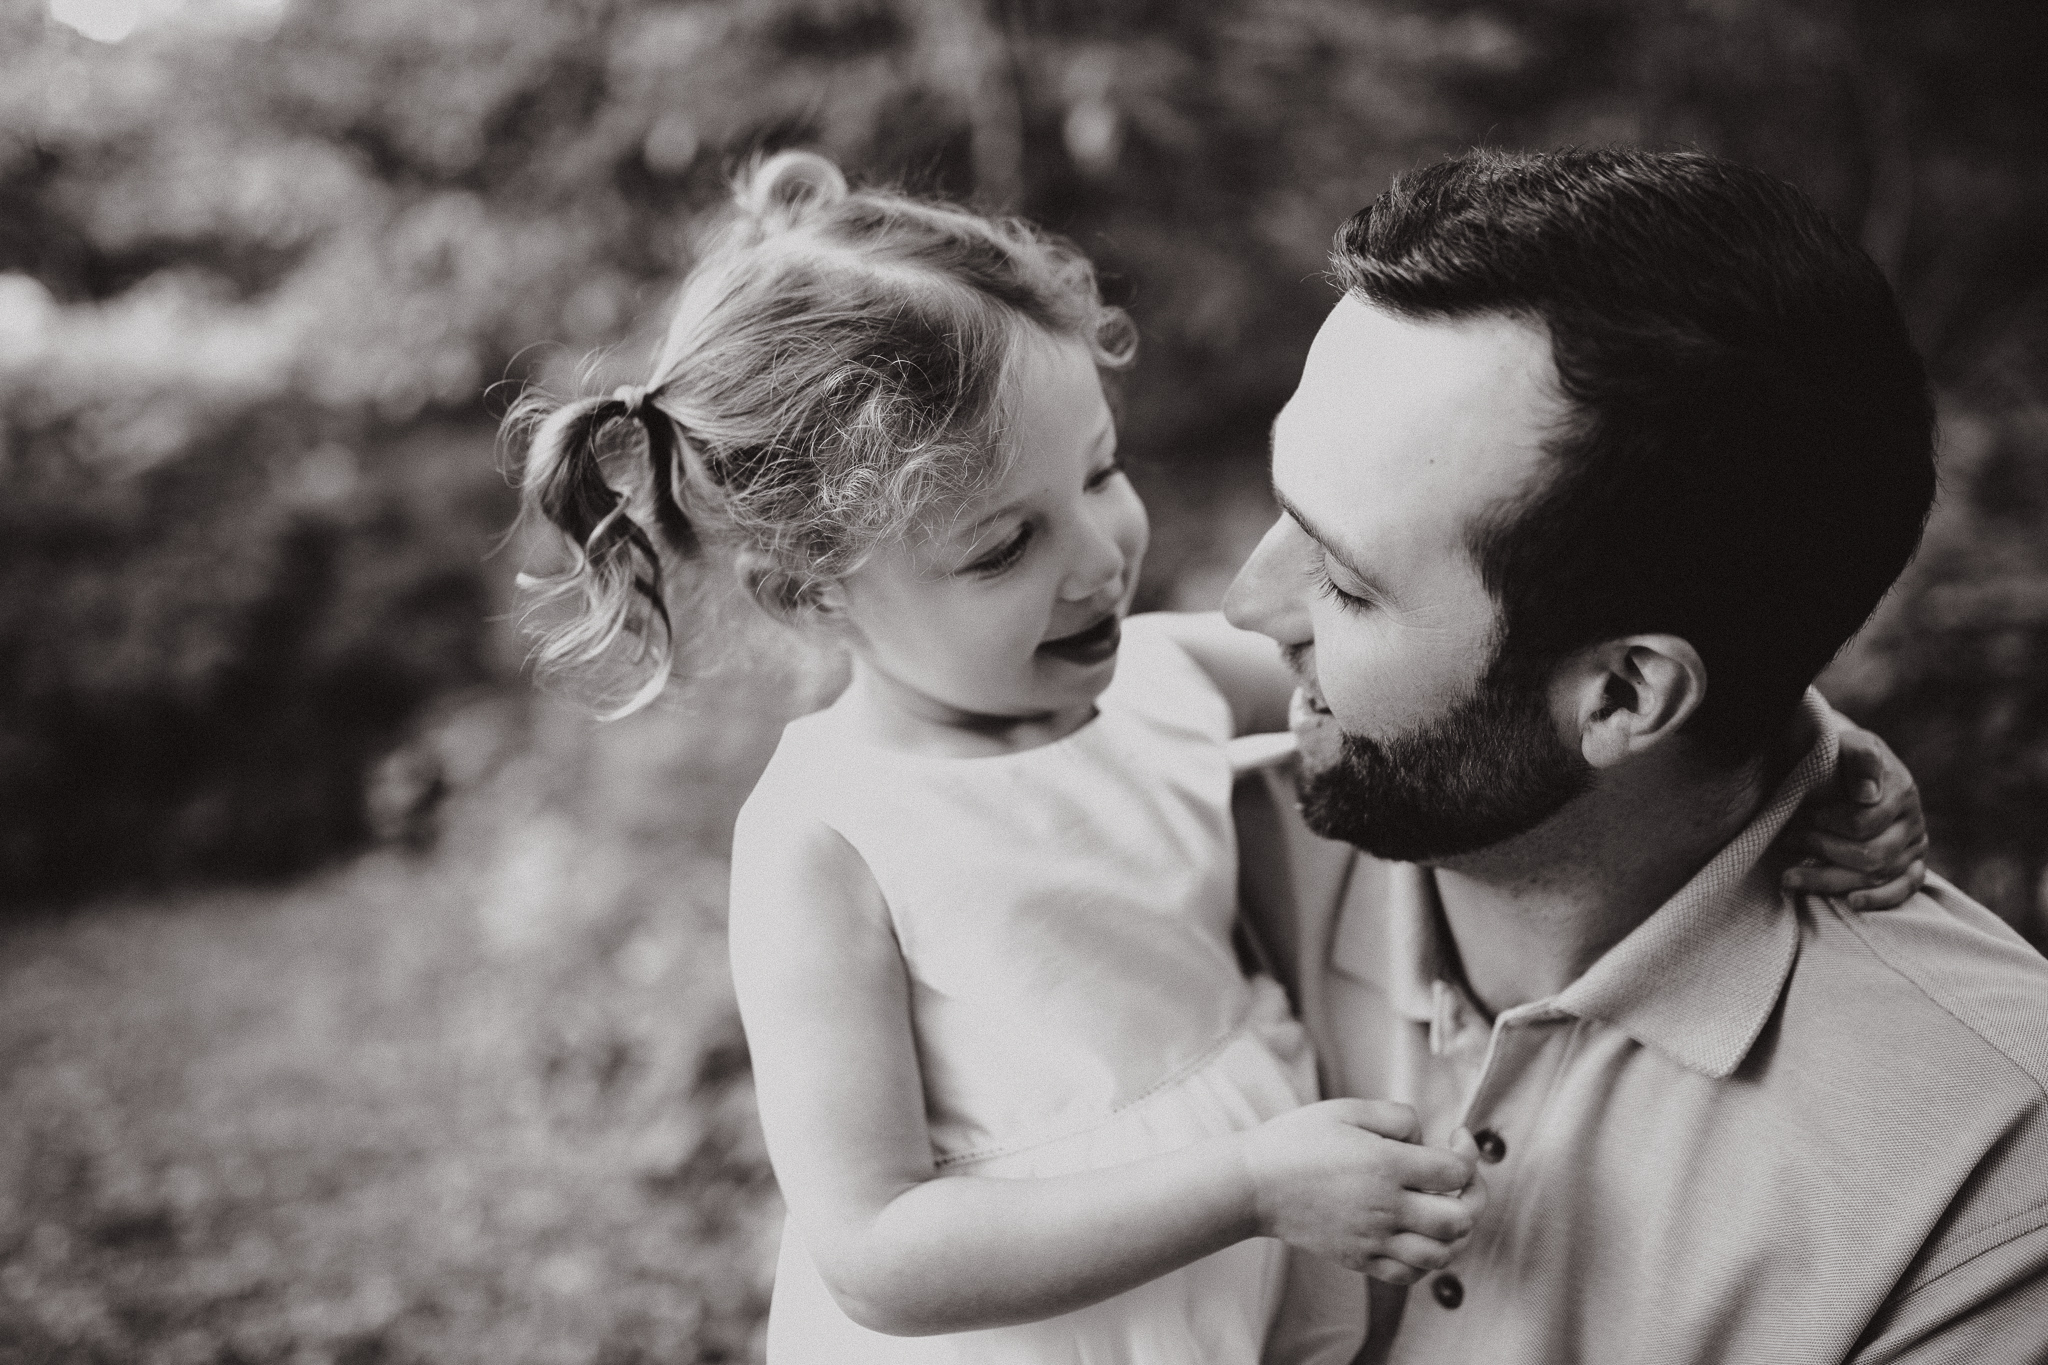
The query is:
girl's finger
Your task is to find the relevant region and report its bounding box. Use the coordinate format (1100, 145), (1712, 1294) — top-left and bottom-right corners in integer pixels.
(1808, 730), (1918, 839)
(1327, 1097), (1421, 1143)
(1380, 1232), (1456, 1274)
(1785, 858), (1927, 906)
(1784, 863), (1908, 897)
(1783, 864), (1871, 897)
(1810, 794), (1923, 844)
(1364, 1256), (1424, 1285)
(1838, 725), (1914, 803)
(1799, 823), (1922, 878)
(1783, 824), (1928, 886)
(1398, 1190), (1476, 1244)
(1834, 729), (1890, 804)
(1844, 861), (1927, 913)
(1454, 1164), (1489, 1224)
(1790, 818), (1929, 861)
(1389, 1143), (1478, 1196)
(1806, 795), (1912, 842)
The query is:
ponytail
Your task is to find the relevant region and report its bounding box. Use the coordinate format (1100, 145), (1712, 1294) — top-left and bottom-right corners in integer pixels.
(512, 387), (698, 716)
(732, 149), (848, 235)
(504, 148), (1137, 719)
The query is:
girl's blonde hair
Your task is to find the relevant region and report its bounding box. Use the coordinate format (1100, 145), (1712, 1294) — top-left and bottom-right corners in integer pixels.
(506, 151), (1136, 714)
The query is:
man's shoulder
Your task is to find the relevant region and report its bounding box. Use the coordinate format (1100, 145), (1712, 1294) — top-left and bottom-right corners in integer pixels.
(1782, 878), (2048, 1339)
(1790, 872), (2048, 1097)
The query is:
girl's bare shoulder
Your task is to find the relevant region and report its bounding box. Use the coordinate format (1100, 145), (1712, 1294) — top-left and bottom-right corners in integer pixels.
(730, 739), (888, 942)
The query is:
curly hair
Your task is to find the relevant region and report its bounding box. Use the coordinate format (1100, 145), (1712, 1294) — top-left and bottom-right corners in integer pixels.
(505, 151), (1136, 714)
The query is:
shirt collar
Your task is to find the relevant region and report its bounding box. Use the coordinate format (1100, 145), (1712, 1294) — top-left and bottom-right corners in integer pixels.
(1331, 691), (1838, 1079)
(1329, 858), (1449, 1025)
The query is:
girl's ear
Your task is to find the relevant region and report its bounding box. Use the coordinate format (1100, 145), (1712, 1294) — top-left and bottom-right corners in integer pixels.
(735, 550), (844, 626)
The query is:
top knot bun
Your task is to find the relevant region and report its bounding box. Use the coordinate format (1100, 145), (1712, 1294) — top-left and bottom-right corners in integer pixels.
(735, 150), (849, 227)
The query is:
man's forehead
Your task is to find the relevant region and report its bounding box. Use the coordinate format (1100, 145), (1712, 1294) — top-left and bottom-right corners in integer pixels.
(1273, 297), (1564, 567)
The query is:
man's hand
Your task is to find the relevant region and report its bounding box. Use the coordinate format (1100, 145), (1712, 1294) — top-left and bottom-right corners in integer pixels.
(1782, 724), (1929, 910)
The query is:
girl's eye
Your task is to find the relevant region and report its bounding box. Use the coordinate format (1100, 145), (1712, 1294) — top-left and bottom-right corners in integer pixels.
(1085, 460), (1125, 492)
(967, 524), (1033, 576)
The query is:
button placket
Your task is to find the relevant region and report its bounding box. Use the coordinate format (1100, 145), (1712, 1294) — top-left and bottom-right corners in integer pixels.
(1423, 1015), (1572, 1342)
(1458, 1007), (1569, 1137)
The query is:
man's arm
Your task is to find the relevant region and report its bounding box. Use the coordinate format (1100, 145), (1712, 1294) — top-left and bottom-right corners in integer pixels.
(1848, 1101), (2048, 1365)
(1849, 1209), (2048, 1363)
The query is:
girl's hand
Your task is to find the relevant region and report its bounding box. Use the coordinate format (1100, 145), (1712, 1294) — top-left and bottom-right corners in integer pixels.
(1781, 724), (1929, 911)
(1240, 1099), (1485, 1284)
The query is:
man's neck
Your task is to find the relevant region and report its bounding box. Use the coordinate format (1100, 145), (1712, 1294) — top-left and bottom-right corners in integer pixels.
(1429, 745), (1773, 1019)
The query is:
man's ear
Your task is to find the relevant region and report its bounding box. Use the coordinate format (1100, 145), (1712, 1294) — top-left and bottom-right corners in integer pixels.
(1556, 634), (1708, 770)
(734, 550), (847, 627)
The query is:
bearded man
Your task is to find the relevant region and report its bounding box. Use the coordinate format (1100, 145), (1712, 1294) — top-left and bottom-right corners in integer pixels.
(1220, 147), (2048, 1363)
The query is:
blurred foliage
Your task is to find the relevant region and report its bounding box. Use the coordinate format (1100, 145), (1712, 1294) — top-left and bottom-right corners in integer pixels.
(2, 0), (2045, 932)
(0, 679), (812, 1365)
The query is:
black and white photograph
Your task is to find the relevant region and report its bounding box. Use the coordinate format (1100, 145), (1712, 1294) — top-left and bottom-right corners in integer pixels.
(4, 1), (2046, 1361)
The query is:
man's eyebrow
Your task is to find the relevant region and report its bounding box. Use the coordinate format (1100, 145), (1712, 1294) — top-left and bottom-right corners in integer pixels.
(1271, 483), (1389, 600)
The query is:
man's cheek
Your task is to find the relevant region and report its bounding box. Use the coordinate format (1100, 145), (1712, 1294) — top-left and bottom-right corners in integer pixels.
(1317, 643), (1396, 734)
(1322, 646), (1439, 740)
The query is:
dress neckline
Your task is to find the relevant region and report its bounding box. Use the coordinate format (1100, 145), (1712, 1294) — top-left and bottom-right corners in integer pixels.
(797, 696), (1121, 765)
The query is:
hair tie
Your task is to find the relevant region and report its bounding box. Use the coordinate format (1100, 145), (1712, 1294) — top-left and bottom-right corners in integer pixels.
(612, 384), (652, 416)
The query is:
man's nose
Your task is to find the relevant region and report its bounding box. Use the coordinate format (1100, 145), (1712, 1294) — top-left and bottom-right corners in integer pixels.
(1223, 516), (1312, 645)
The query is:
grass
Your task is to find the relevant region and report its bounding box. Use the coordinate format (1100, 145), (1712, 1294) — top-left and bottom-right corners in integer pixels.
(0, 646), (844, 1365)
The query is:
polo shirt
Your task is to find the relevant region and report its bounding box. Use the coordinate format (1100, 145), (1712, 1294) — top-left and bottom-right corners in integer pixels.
(1236, 695), (2048, 1364)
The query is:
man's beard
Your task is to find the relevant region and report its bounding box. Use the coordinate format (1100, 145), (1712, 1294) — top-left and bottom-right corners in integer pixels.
(1296, 647), (1594, 864)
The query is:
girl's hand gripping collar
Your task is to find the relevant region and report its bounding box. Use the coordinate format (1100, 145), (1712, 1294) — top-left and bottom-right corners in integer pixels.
(1781, 723), (1930, 912)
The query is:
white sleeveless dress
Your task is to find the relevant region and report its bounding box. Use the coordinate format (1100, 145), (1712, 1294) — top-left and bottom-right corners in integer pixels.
(742, 615), (1340, 1365)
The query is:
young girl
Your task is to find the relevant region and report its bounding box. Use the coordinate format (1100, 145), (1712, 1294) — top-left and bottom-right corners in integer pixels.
(506, 152), (1927, 1364)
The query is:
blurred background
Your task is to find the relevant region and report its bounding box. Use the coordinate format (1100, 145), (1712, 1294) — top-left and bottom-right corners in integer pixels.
(2, 0), (2045, 1360)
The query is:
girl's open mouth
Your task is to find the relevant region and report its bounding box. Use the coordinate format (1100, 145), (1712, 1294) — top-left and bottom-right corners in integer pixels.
(1038, 613), (1122, 666)
(1288, 681), (1335, 735)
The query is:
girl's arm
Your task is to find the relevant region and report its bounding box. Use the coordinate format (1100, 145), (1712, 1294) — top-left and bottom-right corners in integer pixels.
(728, 802), (1479, 1338)
(1142, 610), (1297, 737)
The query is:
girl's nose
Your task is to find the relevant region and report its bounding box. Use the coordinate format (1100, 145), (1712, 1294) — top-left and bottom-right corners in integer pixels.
(1061, 515), (1129, 605)
(1222, 516), (1312, 647)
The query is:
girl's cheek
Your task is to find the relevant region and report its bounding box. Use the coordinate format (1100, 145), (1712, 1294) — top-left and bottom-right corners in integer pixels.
(1124, 499), (1151, 568)
(981, 575), (1043, 643)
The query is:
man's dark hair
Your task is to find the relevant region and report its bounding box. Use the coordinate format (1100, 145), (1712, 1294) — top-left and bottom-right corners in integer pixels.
(1333, 147), (1936, 762)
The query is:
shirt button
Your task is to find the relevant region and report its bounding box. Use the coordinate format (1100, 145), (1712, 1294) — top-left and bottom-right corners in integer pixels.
(1474, 1128), (1507, 1163)
(1431, 1273), (1464, 1309)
